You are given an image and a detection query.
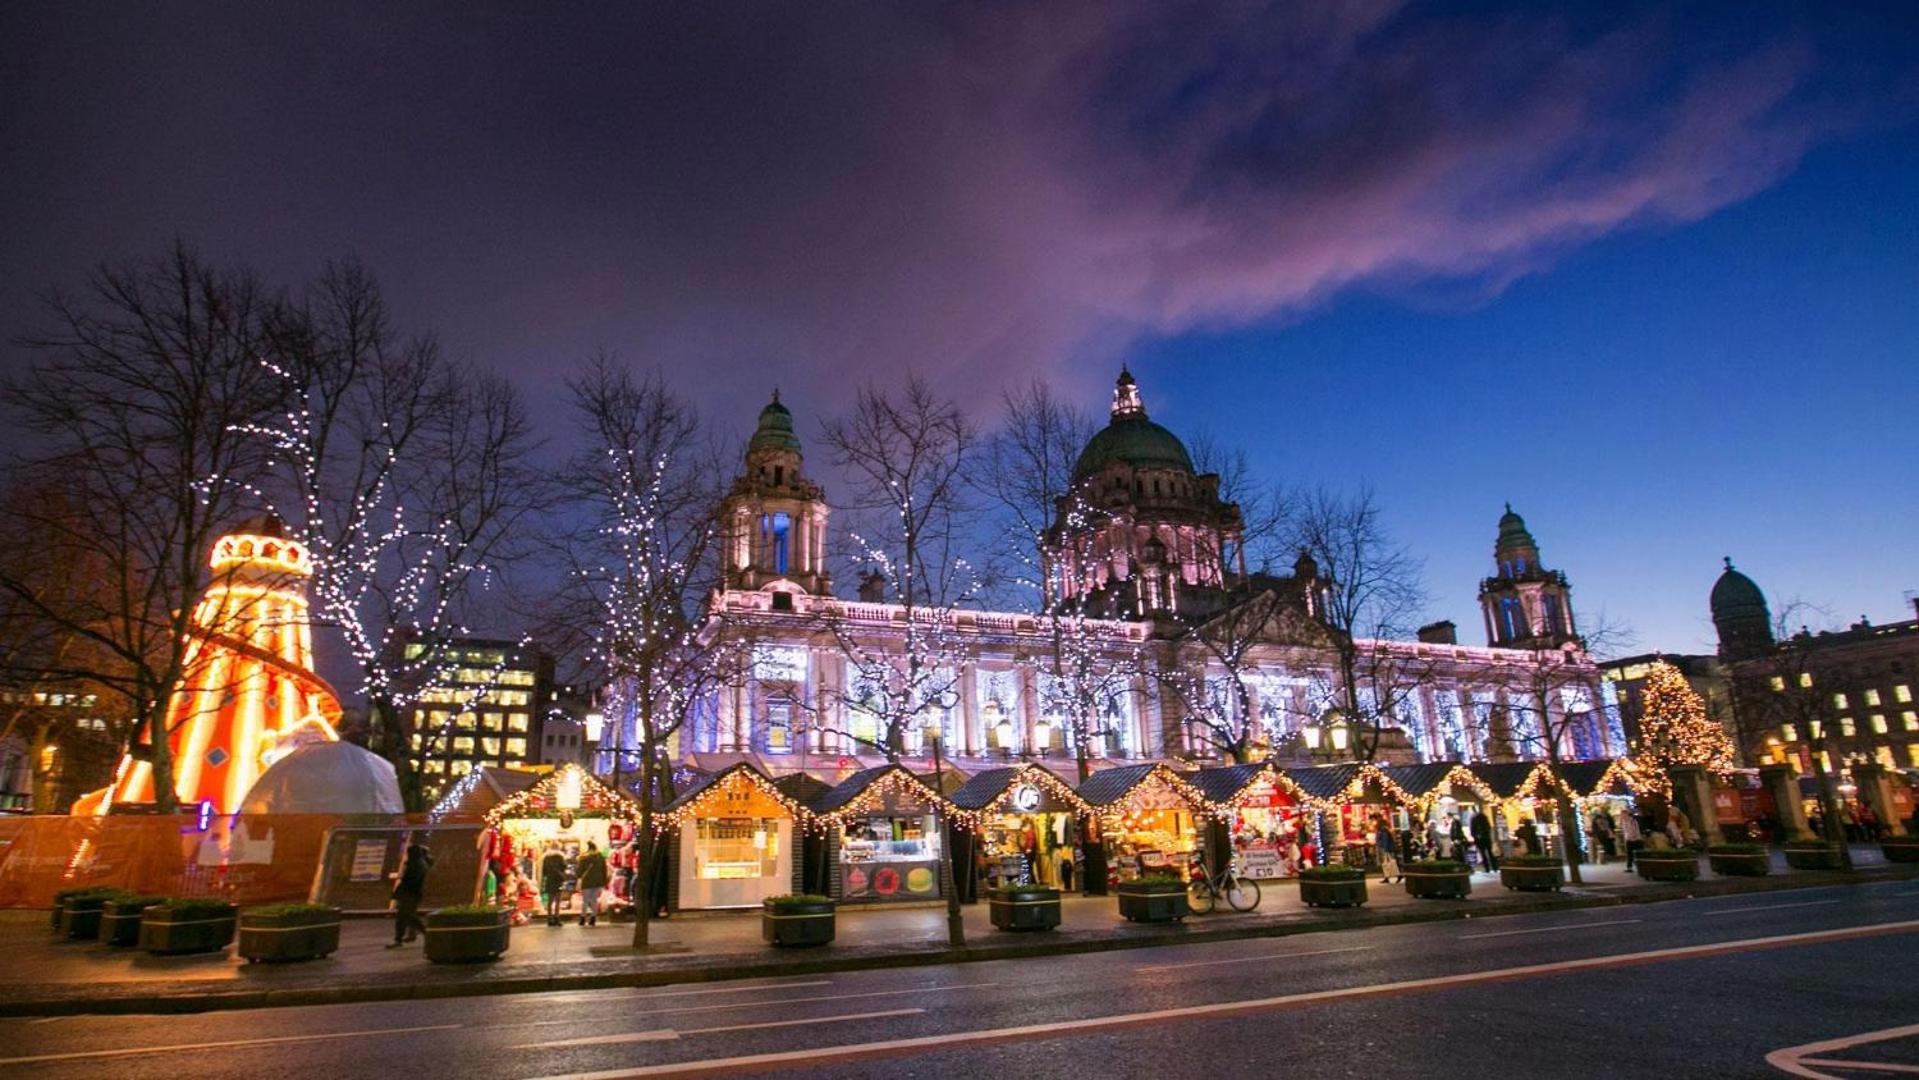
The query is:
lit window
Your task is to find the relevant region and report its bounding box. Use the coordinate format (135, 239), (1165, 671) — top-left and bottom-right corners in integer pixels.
(450, 760), (472, 776)
(1872, 714), (1888, 735)
(1905, 711), (1918, 732)
(1818, 750), (1832, 772)
(508, 713), (529, 732)
(481, 737), (501, 757)
(456, 712), (476, 731)
(1770, 676), (1786, 692)
(482, 712), (505, 732)
(1781, 724), (1798, 742)
(1809, 720), (1823, 739)
(410, 734), (424, 751)
(1865, 689), (1882, 706)
(506, 737), (526, 758)
(1897, 685), (1913, 704)
(1876, 746), (1896, 767)
(422, 759), (445, 774)
(1840, 717), (1856, 737)
(1799, 673), (1813, 688)
(1833, 693), (1849, 710)
(452, 736), (475, 754)
(1910, 745), (1919, 768)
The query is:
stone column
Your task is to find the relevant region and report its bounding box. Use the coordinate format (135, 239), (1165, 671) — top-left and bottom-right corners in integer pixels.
(1758, 763), (1810, 840)
(1668, 765), (1725, 846)
(1019, 666), (1041, 753)
(958, 664), (979, 756)
(1852, 763), (1905, 837)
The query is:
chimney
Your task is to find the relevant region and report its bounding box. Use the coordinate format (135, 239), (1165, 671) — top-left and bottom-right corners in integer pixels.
(1418, 620), (1457, 645)
(856, 569), (886, 604)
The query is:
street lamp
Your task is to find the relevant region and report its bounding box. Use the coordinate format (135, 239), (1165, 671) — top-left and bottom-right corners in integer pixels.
(1302, 710), (1351, 762)
(923, 718), (965, 947)
(1033, 719), (1052, 758)
(994, 716), (1015, 759)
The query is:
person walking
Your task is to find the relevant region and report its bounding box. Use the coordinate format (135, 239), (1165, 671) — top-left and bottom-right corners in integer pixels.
(1448, 815), (1470, 869)
(387, 833), (433, 948)
(1516, 817), (1542, 856)
(1374, 817), (1401, 884)
(1619, 806), (1643, 870)
(577, 841), (609, 926)
(1470, 809), (1498, 873)
(540, 843), (569, 927)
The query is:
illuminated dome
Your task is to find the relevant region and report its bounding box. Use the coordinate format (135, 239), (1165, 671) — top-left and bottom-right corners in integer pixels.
(1071, 369), (1196, 482)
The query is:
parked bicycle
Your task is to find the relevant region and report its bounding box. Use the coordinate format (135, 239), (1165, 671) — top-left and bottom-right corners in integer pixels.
(1186, 858), (1260, 913)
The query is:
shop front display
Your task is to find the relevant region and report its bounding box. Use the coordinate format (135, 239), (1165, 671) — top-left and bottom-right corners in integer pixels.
(950, 764), (1091, 894)
(658, 763), (806, 911)
(809, 765), (953, 903)
(1077, 763), (1209, 886)
(1313, 763), (1421, 870)
(1473, 761), (1575, 859)
(1190, 763), (1317, 880)
(1387, 763), (1501, 867)
(478, 763), (638, 913)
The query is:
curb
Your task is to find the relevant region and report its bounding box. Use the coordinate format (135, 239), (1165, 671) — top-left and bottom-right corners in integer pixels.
(4, 866), (1911, 1017)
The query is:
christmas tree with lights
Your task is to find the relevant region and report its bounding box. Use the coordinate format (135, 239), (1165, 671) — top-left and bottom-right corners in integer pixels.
(1632, 659), (1735, 788)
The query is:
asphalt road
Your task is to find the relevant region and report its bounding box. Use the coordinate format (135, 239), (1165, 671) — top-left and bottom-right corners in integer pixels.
(5, 881), (1918, 1080)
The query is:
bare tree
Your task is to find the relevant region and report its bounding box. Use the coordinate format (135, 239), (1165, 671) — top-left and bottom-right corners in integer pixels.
(545, 357), (740, 948)
(246, 260), (546, 809)
(0, 244), (287, 810)
(1290, 485), (1432, 762)
(814, 377), (978, 763)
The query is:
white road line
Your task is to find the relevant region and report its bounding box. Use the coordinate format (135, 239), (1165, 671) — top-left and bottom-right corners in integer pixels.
(508, 983), (993, 1028)
(511, 1009), (924, 1050)
(1135, 945), (1373, 973)
(524, 919), (1919, 1080)
(545, 979), (834, 1005)
(1796, 1059), (1919, 1074)
(1766, 1021), (1919, 1078)
(1701, 900), (1840, 916)
(0, 1023), (461, 1067)
(1459, 920), (1641, 940)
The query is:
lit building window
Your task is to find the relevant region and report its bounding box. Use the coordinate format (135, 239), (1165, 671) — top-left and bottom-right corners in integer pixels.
(481, 737), (501, 757)
(1781, 724), (1797, 742)
(1770, 676), (1786, 692)
(1909, 745), (1919, 769)
(1904, 711), (1919, 732)
(1897, 685), (1913, 704)
(1840, 717), (1856, 737)
(450, 760), (472, 776)
(1876, 746), (1896, 768)
(1872, 714), (1888, 735)
(508, 714), (529, 732)
(1818, 750), (1832, 773)
(1799, 673), (1813, 688)
(452, 736), (475, 754)
(482, 712), (504, 731)
(1864, 689), (1882, 707)
(1809, 720), (1823, 739)
(1833, 693), (1849, 710)
(506, 737), (526, 758)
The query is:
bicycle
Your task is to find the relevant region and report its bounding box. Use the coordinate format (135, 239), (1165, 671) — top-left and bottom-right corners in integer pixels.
(1186, 859), (1261, 914)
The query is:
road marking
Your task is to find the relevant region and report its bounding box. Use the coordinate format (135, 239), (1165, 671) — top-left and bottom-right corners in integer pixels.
(0, 1023), (460, 1066)
(1459, 920), (1641, 940)
(1702, 900), (1839, 916)
(509, 983), (992, 1028)
(511, 1009), (924, 1050)
(1766, 1022), (1919, 1078)
(522, 919), (1919, 1080)
(1135, 945), (1373, 973)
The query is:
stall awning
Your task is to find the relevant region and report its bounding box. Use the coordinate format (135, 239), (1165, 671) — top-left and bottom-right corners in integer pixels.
(1074, 762), (1209, 815)
(657, 761), (811, 831)
(809, 765), (954, 823)
(948, 763), (1090, 815)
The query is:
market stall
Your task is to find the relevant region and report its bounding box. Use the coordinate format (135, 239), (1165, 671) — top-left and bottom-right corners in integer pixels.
(1077, 763), (1210, 886)
(808, 765), (954, 904)
(1287, 762), (1423, 869)
(1189, 762), (1317, 880)
(1557, 758), (1653, 850)
(949, 763), (1090, 896)
(1385, 762), (1502, 865)
(477, 763), (638, 917)
(657, 762), (807, 911)
(1471, 761), (1578, 859)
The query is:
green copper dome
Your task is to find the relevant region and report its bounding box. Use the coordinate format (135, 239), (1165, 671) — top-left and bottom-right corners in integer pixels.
(1495, 503), (1536, 552)
(748, 390), (801, 454)
(1072, 416), (1195, 480)
(1710, 558), (1769, 623)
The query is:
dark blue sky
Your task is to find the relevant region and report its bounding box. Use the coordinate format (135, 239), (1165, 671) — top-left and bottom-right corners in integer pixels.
(3, 3), (1915, 653)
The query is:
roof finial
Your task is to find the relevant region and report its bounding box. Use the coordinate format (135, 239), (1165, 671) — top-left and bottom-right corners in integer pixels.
(1723, 555), (1734, 570)
(1112, 366), (1144, 418)
(771, 387), (781, 405)
(1504, 501), (1513, 514)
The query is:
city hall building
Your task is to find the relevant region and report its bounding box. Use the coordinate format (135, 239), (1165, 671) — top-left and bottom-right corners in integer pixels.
(666, 372), (1624, 774)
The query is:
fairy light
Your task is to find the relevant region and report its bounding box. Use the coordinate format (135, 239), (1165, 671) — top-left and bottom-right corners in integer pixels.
(1630, 660), (1736, 793)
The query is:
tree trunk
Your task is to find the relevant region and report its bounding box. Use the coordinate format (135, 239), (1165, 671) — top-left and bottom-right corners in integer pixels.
(631, 749), (656, 949)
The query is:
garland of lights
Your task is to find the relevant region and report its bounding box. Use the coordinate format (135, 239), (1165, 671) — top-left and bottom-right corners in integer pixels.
(1206, 763), (1329, 815)
(652, 765), (812, 835)
(1341, 761), (1422, 809)
(1630, 660), (1736, 794)
(812, 767), (957, 829)
(482, 764), (639, 826)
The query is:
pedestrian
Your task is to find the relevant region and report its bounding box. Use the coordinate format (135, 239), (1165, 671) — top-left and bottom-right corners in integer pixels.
(1470, 809), (1498, 873)
(387, 833), (433, 948)
(1448, 815), (1470, 869)
(1595, 809), (1617, 861)
(1859, 803), (1881, 842)
(541, 843), (569, 927)
(1374, 817), (1401, 884)
(577, 841), (609, 926)
(1059, 849), (1076, 892)
(1425, 818), (1444, 859)
(1516, 817), (1542, 856)
(1618, 806), (1643, 870)
(1586, 813), (1606, 866)
(1669, 804), (1694, 848)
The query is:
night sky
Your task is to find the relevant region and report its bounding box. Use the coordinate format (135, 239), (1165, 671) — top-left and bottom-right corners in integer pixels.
(4, 3), (1916, 655)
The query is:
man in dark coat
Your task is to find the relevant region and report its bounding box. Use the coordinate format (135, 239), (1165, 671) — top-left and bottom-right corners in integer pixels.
(387, 833), (434, 947)
(1469, 809), (1498, 873)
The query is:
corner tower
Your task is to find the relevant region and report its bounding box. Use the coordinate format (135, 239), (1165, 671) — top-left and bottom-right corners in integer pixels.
(1477, 504), (1578, 647)
(723, 392), (830, 596)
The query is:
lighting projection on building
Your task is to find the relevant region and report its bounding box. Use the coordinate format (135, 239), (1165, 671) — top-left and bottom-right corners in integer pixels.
(72, 524), (342, 815)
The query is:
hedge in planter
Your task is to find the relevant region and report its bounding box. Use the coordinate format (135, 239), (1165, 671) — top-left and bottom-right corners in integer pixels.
(1706, 843), (1771, 877)
(100, 896), (166, 947)
(1403, 860), (1472, 900)
(1499, 855), (1564, 892)
(762, 895), (836, 947)
(424, 905), (511, 963)
(140, 898), (239, 955)
(56, 888), (132, 940)
(1883, 837), (1919, 864)
(51, 886), (111, 930)
(1783, 842), (1845, 871)
(1635, 849), (1700, 882)
(238, 904), (343, 963)
(1297, 866), (1368, 909)
(1116, 873), (1190, 923)
(988, 885), (1062, 932)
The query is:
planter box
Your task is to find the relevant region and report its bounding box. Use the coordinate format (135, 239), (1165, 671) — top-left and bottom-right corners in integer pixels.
(237, 909), (342, 963)
(1880, 839), (1919, 864)
(57, 894), (121, 940)
(1298, 877), (1368, 909)
(50, 888), (102, 930)
(1784, 845), (1845, 871)
(1404, 871), (1472, 900)
(424, 911), (511, 963)
(1116, 882), (1190, 923)
(100, 899), (162, 947)
(1636, 853), (1700, 882)
(1499, 865), (1563, 892)
(139, 907), (238, 956)
(1708, 852), (1771, 877)
(988, 888), (1062, 932)
(761, 902), (836, 947)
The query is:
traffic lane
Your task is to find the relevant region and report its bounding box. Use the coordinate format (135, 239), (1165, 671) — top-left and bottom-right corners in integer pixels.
(5, 887), (1914, 1079)
(779, 932), (1912, 1080)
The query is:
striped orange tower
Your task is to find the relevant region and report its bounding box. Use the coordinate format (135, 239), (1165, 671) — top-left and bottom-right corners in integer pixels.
(75, 516), (343, 815)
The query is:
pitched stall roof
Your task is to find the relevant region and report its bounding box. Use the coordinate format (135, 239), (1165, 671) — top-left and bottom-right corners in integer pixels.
(948, 763), (1090, 815)
(1283, 763), (1360, 802)
(482, 763), (639, 825)
(657, 762), (809, 829)
(1469, 761), (1572, 800)
(434, 764), (545, 820)
(771, 772), (834, 807)
(1556, 759), (1634, 797)
(1074, 762), (1208, 812)
(1189, 762), (1316, 809)
(809, 765), (952, 822)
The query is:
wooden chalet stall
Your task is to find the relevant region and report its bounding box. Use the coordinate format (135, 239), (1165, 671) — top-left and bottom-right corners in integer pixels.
(657, 763), (807, 911)
(1471, 761), (1579, 860)
(808, 765), (955, 905)
(1288, 762), (1424, 868)
(948, 763), (1090, 900)
(1076, 763), (1211, 887)
(1384, 762), (1503, 865)
(1188, 762), (1318, 880)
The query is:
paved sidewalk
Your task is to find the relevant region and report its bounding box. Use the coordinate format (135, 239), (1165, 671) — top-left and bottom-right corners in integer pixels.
(5, 852), (1909, 1017)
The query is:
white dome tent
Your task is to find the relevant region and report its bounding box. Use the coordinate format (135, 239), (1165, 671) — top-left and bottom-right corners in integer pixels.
(240, 741), (405, 815)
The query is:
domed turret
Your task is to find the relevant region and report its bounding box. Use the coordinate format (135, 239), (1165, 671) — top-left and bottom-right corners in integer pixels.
(721, 390), (830, 596)
(748, 390), (802, 455)
(1478, 504), (1576, 647)
(1496, 503), (1536, 554)
(1711, 557), (1774, 661)
(1071, 368), (1196, 481)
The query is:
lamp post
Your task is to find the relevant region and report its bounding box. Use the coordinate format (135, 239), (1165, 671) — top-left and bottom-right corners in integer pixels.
(925, 718), (965, 947)
(1033, 719), (1052, 759)
(994, 716), (1015, 761)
